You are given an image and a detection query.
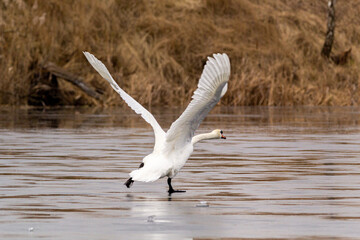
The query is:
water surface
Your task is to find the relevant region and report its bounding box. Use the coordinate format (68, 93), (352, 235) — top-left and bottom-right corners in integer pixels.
(1, 106), (360, 239)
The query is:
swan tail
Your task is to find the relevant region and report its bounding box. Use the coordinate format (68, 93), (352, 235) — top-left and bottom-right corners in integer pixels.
(129, 168), (162, 182)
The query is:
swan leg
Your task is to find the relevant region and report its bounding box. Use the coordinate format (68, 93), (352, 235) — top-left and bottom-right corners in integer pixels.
(124, 177), (134, 188)
(167, 177), (186, 194)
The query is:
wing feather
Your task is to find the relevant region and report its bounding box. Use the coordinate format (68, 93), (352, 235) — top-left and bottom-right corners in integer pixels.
(83, 52), (165, 150)
(165, 53), (230, 150)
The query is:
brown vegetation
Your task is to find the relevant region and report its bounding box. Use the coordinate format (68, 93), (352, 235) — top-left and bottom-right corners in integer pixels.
(1, 0), (360, 106)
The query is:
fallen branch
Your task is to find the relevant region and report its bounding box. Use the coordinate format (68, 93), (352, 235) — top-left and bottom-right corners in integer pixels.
(41, 62), (103, 101)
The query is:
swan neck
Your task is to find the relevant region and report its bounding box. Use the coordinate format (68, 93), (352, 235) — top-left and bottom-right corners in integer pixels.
(191, 132), (216, 145)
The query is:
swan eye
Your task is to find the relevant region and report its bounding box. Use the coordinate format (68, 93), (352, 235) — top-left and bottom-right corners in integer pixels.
(220, 130), (223, 134)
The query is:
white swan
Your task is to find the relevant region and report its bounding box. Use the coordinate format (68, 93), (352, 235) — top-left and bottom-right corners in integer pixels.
(83, 51), (230, 194)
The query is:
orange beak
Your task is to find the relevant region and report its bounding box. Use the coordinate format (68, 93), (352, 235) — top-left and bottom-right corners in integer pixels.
(221, 134), (226, 139)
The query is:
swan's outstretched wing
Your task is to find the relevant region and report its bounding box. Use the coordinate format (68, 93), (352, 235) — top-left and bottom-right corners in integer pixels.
(83, 52), (166, 149)
(165, 53), (230, 150)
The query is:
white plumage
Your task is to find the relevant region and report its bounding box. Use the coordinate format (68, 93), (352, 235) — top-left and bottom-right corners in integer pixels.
(83, 51), (230, 193)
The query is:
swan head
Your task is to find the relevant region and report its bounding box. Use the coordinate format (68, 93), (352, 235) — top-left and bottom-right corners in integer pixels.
(213, 129), (226, 139)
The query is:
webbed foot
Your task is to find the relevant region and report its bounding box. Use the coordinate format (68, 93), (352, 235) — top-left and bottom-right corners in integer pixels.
(124, 177), (134, 188)
(167, 177), (186, 195)
(168, 189), (186, 194)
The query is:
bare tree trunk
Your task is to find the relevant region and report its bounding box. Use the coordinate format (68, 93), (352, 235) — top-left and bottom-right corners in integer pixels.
(321, 0), (336, 58)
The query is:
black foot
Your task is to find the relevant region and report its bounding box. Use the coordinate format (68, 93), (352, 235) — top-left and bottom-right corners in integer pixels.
(167, 177), (186, 195)
(124, 177), (134, 188)
(168, 189), (186, 194)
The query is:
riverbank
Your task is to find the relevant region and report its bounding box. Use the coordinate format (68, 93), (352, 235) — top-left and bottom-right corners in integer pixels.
(1, 0), (359, 106)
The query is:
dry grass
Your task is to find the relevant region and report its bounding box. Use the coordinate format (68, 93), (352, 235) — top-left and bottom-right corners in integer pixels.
(1, 0), (359, 106)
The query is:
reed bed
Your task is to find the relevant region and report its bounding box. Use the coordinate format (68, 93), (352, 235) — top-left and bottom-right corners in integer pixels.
(1, 0), (359, 106)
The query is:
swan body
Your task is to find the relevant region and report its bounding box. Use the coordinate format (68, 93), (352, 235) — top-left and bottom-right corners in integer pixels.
(83, 51), (230, 193)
